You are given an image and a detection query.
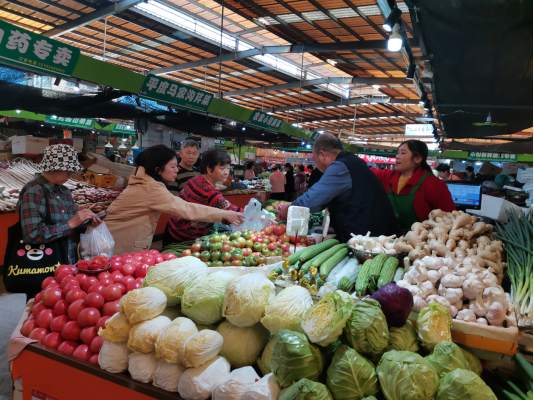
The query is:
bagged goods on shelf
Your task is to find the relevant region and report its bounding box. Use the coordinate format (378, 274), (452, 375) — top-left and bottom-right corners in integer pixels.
(155, 317), (198, 364)
(178, 356), (231, 400)
(242, 373), (281, 400)
(153, 360), (187, 392)
(98, 341), (131, 373)
(127, 316), (171, 354)
(212, 367), (260, 400)
(128, 352), (159, 383)
(180, 330), (224, 368)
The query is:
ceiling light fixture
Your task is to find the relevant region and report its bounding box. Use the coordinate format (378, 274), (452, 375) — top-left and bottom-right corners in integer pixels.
(16, 109), (21, 113)
(383, 6), (402, 32)
(406, 63), (416, 80)
(422, 66), (434, 78)
(387, 24), (403, 52)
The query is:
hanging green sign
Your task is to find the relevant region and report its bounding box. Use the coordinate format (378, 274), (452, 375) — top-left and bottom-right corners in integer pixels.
(247, 110), (283, 133)
(45, 115), (95, 129)
(0, 20), (80, 78)
(357, 147), (398, 157)
(308, 131), (320, 143)
(468, 151), (517, 162)
(112, 123), (135, 135)
(139, 74), (214, 112)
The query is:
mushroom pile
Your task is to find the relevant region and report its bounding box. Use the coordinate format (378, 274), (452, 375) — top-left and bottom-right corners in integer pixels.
(397, 253), (516, 327)
(394, 209), (505, 275)
(348, 232), (398, 254)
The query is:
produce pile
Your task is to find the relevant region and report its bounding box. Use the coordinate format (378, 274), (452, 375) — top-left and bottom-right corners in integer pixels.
(20, 250), (178, 362)
(395, 210), (517, 327)
(72, 187), (122, 213)
(162, 225), (316, 267)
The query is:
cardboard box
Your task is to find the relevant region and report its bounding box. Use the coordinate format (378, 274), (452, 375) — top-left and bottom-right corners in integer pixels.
(78, 153), (96, 170)
(88, 164), (111, 174)
(11, 136), (49, 155)
(85, 171), (116, 188)
(479, 161), (502, 177)
(72, 138), (83, 152)
(0, 140), (12, 151)
(469, 194), (526, 222)
(95, 146), (104, 155)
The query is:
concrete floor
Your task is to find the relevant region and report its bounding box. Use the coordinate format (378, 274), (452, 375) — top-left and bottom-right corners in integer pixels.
(0, 279), (27, 400)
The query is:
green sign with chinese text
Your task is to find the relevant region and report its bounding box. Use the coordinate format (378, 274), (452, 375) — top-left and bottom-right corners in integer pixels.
(45, 115), (95, 129)
(468, 152), (517, 162)
(139, 74), (214, 112)
(0, 20), (80, 78)
(247, 110), (283, 133)
(112, 123), (135, 135)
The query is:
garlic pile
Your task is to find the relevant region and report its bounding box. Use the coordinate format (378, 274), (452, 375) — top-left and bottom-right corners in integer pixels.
(348, 232), (397, 254)
(398, 253), (516, 327)
(394, 210), (505, 275)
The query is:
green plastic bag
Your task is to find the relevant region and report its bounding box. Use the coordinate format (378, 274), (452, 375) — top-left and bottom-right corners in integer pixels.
(326, 344), (379, 400)
(435, 369), (497, 400)
(279, 379), (334, 400)
(271, 329), (326, 388)
(425, 341), (471, 379)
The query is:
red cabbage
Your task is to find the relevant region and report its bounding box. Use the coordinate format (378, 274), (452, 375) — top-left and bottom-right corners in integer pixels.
(370, 283), (413, 328)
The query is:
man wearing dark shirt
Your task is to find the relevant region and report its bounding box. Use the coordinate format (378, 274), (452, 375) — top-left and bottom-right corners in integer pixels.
(307, 165), (323, 188)
(168, 140), (201, 195)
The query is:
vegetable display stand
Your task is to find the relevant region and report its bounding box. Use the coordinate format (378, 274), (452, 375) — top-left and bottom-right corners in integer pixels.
(12, 344), (184, 400)
(409, 310), (519, 356)
(0, 211), (18, 266)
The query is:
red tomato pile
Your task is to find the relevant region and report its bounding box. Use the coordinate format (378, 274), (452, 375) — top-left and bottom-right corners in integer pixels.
(181, 224), (315, 267)
(76, 255), (110, 271)
(21, 249), (175, 363)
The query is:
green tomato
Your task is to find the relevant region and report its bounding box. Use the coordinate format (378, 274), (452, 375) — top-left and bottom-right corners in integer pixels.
(229, 232), (241, 240)
(205, 261), (212, 267)
(262, 248), (270, 256)
(253, 242), (263, 252)
(201, 241), (211, 251)
(210, 251), (221, 261)
(241, 230), (251, 240)
(200, 251), (211, 262)
(247, 255), (258, 266)
(210, 242), (222, 251)
(212, 260), (223, 267)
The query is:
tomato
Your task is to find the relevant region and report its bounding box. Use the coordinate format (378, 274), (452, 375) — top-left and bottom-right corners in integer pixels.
(132, 253), (143, 262)
(42, 286), (64, 308)
(29, 327), (49, 341)
(163, 253), (177, 261)
(59, 276), (76, 289)
(34, 291), (43, 304)
(220, 244), (231, 253)
(36, 309), (56, 329)
(154, 255), (164, 264)
(191, 243), (202, 253)
(283, 251), (291, 257)
(280, 233), (290, 243)
(42, 332), (63, 349)
(66, 289), (86, 304)
(109, 261), (123, 272)
(212, 260), (223, 267)
(57, 340), (78, 355)
(90, 335), (105, 353)
(247, 255), (258, 266)
(76, 260), (90, 270)
(73, 344), (93, 361)
(121, 263), (136, 277)
(103, 285), (122, 302)
(210, 251), (221, 262)
(88, 284), (106, 296)
(252, 242), (263, 252)
(88, 354), (99, 364)
(135, 263), (149, 278)
(57, 271), (75, 284)
(141, 256), (155, 266)
(252, 252), (262, 258)
(281, 244), (290, 252)
(253, 236), (263, 244)
(80, 326), (98, 345)
(205, 261), (212, 267)
(115, 283), (126, 295)
(121, 275), (135, 288)
(78, 307), (101, 327)
(263, 238), (270, 245)
(61, 321), (82, 341)
(229, 231), (240, 240)
(242, 248), (251, 257)
(199, 251), (211, 262)
(96, 272), (109, 281)
(41, 277), (57, 290)
(96, 316), (110, 332)
(191, 252), (201, 258)
(121, 257), (133, 265)
(241, 230), (250, 240)
(237, 237), (247, 248)
(50, 315), (70, 333)
(220, 252), (232, 262)
(53, 300), (69, 316)
(289, 235), (296, 244)
(264, 226), (274, 235)
(82, 276), (99, 292)
(54, 265), (70, 277)
(231, 260), (243, 266)
(68, 299), (87, 321)
(210, 242), (222, 251)
(223, 261), (232, 266)
(127, 281), (142, 292)
(31, 301), (49, 319)
(75, 273), (87, 286)
(182, 249), (192, 257)
(108, 271), (122, 284)
(268, 243), (277, 251)
(136, 277), (143, 284)
(102, 300), (120, 316)
(84, 292), (104, 309)
(275, 248), (283, 256)
(21, 319), (38, 337)
(140, 250), (149, 257)
(99, 278), (114, 287)
(211, 235), (222, 243)
(231, 253), (243, 261)
(273, 224), (286, 236)
(62, 282), (80, 296)
(257, 255), (267, 265)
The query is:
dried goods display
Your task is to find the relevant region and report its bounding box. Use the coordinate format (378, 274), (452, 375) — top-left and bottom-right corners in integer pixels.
(72, 187), (122, 212)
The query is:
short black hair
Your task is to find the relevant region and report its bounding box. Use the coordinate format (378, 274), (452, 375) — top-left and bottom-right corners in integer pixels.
(284, 163), (293, 170)
(313, 133), (344, 155)
(436, 164), (451, 173)
(271, 165), (279, 171)
(298, 165), (305, 172)
(398, 140), (432, 173)
(246, 162), (254, 170)
(134, 145), (177, 183)
(308, 165), (314, 170)
(201, 148), (231, 173)
(181, 139), (199, 150)
(466, 166), (474, 173)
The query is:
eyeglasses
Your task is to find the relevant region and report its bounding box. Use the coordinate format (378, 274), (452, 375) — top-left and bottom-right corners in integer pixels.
(183, 151), (199, 157)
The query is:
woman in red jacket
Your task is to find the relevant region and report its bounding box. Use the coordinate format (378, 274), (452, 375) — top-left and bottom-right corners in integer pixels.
(373, 140), (455, 233)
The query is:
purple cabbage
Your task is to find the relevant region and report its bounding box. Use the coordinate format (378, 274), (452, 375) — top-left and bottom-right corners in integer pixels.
(370, 282), (413, 328)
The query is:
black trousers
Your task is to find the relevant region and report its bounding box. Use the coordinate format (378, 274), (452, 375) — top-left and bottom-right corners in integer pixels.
(270, 192), (286, 201)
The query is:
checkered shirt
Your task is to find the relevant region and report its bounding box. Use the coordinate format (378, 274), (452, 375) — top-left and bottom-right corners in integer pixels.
(16, 174), (79, 264)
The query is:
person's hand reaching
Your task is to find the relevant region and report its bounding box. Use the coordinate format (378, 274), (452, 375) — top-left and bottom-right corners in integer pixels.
(277, 203), (291, 221)
(223, 210), (246, 226)
(68, 209), (96, 229)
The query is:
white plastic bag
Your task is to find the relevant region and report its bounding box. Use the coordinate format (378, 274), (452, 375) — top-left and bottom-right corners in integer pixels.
(212, 366), (260, 400)
(153, 361), (187, 392)
(98, 341), (131, 373)
(128, 352), (159, 383)
(178, 356), (231, 400)
(231, 199), (270, 232)
(79, 222), (115, 260)
(242, 373), (281, 400)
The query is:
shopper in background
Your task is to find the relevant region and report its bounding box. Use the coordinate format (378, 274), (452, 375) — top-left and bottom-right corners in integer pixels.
(284, 163), (295, 201)
(436, 163), (462, 181)
(244, 162), (255, 181)
(164, 148), (244, 244)
(295, 165), (307, 197)
(106, 145), (244, 254)
(308, 164), (323, 188)
(372, 140), (456, 233)
(464, 166), (475, 181)
(279, 134), (398, 242)
(168, 139), (201, 195)
(269, 165), (287, 200)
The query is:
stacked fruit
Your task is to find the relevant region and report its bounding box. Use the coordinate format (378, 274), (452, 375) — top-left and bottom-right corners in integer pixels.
(180, 225), (316, 267)
(20, 250), (177, 362)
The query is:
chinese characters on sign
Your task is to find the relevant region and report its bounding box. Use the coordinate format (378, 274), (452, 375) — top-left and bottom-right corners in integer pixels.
(357, 154), (397, 164)
(405, 124), (434, 136)
(358, 148), (398, 157)
(247, 110), (283, 133)
(139, 74), (214, 112)
(45, 115), (95, 129)
(0, 21), (80, 78)
(112, 124), (135, 134)
(467, 152), (518, 162)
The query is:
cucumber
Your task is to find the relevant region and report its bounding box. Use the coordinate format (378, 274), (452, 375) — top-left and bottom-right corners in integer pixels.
(298, 239), (340, 266)
(309, 244), (348, 271)
(287, 247), (311, 265)
(319, 247), (349, 278)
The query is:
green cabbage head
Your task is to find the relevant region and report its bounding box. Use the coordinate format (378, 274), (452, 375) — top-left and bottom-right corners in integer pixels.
(343, 298), (389, 357)
(377, 350), (439, 400)
(181, 271), (233, 325)
(435, 369), (497, 400)
(258, 336), (276, 376)
(216, 320), (270, 368)
(271, 329), (325, 388)
(461, 348), (482, 376)
(416, 302), (453, 349)
(385, 322), (419, 353)
(326, 344), (378, 400)
(279, 379), (333, 400)
(425, 341), (471, 378)
(142, 257), (208, 306)
(261, 286), (313, 335)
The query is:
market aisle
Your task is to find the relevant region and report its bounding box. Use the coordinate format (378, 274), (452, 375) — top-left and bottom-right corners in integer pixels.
(0, 280), (26, 400)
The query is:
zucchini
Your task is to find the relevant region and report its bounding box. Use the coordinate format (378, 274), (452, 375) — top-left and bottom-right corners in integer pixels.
(377, 257), (400, 288)
(319, 247), (349, 278)
(298, 239), (340, 266)
(354, 259), (373, 296)
(309, 244), (347, 271)
(287, 247), (312, 265)
(300, 255), (320, 275)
